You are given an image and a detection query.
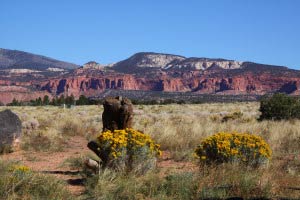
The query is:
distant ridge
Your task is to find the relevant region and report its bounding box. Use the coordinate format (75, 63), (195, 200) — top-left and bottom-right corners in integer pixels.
(0, 48), (79, 71)
(112, 52), (186, 72)
(0, 49), (299, 105)
(111, 52), (244, 72)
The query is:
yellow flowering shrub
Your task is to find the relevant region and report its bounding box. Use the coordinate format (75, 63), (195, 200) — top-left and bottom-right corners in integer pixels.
(194, 132), (272, 166)
(8, 165), (31, 183)
(96, 128), (161, 172)
(11, 165), (31, 173)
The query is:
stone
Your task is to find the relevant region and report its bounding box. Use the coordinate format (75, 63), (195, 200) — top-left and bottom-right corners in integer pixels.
(84, 158), (99, 173)
(0, 109), (22, 153)
(102, 96), (133, 131)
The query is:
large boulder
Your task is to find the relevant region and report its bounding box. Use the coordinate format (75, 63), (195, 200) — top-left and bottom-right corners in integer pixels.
(0, 109), (22, 153)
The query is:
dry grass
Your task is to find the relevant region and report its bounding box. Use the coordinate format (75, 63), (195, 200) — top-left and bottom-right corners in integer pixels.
(1, 102), (300, 198)
(1, 106), (102, 152)
(0, 159), (72, 200)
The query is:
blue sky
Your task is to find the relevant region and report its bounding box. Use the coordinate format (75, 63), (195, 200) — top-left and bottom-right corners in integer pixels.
(1, 0), (300, 69)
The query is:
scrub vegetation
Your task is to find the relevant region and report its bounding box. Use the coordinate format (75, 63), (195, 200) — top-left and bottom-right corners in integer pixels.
(1, 101), (300, 199)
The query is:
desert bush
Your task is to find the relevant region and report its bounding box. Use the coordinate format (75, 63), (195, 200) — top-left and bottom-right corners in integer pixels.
(86, 170), (199, 200)
(221, 111), (243, 122)
(95, 128), (161, 173)
(199, 164), (273, 199)
(194, 132), (272, 166)
(259, 93), (300, 120)
(60, 118), (85, 136)
(21, 129), (66, 152)
(163, 172), (199, 199)
(22, 118), (39, 135)
(0, 160), (72, 200)
(61, 155), (86, 170)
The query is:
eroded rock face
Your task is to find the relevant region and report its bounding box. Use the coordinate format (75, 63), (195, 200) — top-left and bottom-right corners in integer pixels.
(0, 109), (22, 153)
(1, 67), (300, 104)
(112, 52), (186, 72)
(166, 58), (243, 70)
(83, 61), (104, 70)
(112, 52), (243, 71)
(0, 88), (51, 105)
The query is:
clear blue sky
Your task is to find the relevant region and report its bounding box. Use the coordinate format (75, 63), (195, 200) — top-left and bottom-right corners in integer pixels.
(1, 0), (300, 69)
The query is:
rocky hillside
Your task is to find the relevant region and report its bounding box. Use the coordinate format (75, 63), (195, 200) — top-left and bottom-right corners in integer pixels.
(0, 48), (79, 71)
(112, 52), (243, 72)
(112, 52), (185, 73)
(165, 57), (243, 70)
(0, 50), (299, 104)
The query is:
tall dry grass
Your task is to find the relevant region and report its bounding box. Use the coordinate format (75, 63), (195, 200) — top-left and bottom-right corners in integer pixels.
(1, 102), (300, 198)
(133, 103), (300, 158)
(0, 105), (102, 152)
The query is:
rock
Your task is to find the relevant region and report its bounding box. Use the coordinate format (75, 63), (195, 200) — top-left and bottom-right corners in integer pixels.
(83, 61), (104, 70)
(0, 109), (22, 153)
(84, 158), (99, 173)
(102, 96), (133, 131)
(112, 52), (186, 73)
(166, 57), (242, 70)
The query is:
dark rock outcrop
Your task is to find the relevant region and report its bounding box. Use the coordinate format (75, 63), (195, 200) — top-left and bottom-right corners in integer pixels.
(278, 81), (298, 94)
(102, 96), (133, 131)
(0, 109), (22, 153)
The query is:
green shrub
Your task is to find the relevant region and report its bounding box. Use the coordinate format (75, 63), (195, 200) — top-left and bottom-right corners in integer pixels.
(259, 93), (300, 120)
(194, 132), (272, 166)
(221, 111), (243, 122)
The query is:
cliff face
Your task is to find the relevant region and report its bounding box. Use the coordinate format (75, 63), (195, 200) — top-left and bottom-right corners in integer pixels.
(1, 69), (300, 104)
(35, 68), (300, 97)
(39, 75), (141, 96)
(0, 85), (51, 104)
(0, 51), (300, 104)
(165, 58), (242, 70)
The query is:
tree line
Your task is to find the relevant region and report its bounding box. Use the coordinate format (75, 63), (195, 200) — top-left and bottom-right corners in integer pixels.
(7, 95), (102, 106)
